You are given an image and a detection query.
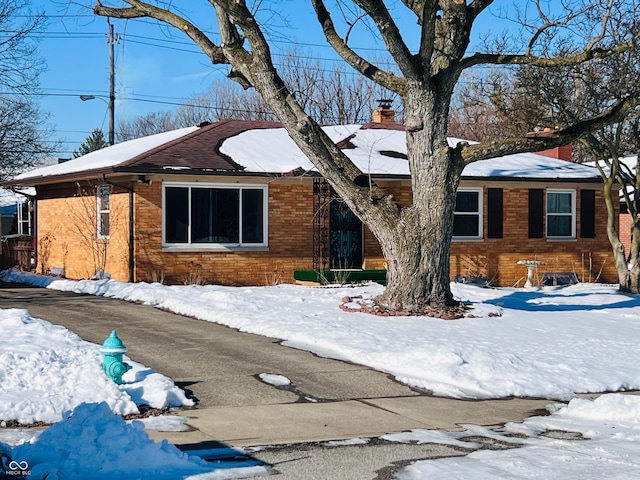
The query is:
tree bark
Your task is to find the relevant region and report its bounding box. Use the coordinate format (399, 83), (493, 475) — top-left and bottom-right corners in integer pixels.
(372, 89), (463, 312)
(603, 173), (639, 293)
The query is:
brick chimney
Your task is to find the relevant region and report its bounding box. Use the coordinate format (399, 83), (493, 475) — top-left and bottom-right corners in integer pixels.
(526, 127), (573, 161)
(373, 99), (395, 123)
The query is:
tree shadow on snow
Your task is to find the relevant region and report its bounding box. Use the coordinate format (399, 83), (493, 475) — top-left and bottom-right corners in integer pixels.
(482, 287), (640, 312)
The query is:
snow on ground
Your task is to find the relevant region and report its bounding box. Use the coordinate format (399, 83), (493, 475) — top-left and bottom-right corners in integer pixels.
(0, 307), (192, 425)
(3, 269), (640, 479)
(258, 373), (292, 387)
(5, 269), (640, 400)
(5, 402), (268, 480)
(390, 394), (640, 479)
(9, 402), (211, 480)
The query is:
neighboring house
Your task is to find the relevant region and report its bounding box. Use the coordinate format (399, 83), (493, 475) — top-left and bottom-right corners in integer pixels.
(586, 155), (637, 257)
(0, 188), (33, 237)
(0, 187), (34, 270)
(618, 156), (638, 254)
(3, 114), (618, 287)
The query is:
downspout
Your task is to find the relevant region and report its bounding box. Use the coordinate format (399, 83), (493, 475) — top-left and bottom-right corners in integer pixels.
(102, 175), (134, 283)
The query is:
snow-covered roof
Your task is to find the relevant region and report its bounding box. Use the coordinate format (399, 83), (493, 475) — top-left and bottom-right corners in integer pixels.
(462, 151), (599, 179)
(11, 127), (199, 182)
(8, 121), (600, 184)
(223, 126), (600, 179)
(587, 155), (637, 176)
(0, 187), (34, 207)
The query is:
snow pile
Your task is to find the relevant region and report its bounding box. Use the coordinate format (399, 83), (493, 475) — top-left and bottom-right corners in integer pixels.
(0, 307), (193, 424)
(393, 394), (640, 479)
(258, 373), (291, 387)
(5, 269), (640, 401)
(8, 402), (211, 480)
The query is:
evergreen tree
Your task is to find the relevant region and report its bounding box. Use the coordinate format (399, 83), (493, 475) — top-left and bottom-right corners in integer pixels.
(73, 128), (108, 158)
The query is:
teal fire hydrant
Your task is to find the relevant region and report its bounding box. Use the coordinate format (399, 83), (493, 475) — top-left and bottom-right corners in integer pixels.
(100, 330), (132, 385)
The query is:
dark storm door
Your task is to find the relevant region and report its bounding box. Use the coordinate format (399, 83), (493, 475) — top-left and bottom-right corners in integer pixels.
(329, 200), (363, 269)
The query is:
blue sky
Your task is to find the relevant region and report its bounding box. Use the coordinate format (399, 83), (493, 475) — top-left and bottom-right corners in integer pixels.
(32, 1), (516, 158)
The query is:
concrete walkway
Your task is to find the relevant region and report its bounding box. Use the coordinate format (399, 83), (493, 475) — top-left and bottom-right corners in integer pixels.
(0, 282), (552, 448)
(149, 396), (550, 447)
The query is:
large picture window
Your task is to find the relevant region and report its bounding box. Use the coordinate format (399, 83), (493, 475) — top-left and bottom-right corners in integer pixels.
(546, 189), (576, 238)
(453, 188), (483, 239)
(163, 183), (267, 247)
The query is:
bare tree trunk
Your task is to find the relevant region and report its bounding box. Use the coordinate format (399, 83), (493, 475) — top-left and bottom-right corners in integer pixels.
(339, 90), (462, 313)
(374, 204), (459, 313)
(603, 176), (638, 293)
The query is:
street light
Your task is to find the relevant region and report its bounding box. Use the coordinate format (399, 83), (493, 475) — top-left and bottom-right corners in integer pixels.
(80, 95), (114, 146)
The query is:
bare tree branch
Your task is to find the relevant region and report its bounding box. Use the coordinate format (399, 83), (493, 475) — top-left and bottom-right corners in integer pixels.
(461, 89), (640, 164)
(460, 37), (636, 70)
(524, 2), (590, 55)
(310, 0), (407, 94)
(468, 0), (494, 19)
(94, 0), (227, 63)
(351, 0), (419, 80)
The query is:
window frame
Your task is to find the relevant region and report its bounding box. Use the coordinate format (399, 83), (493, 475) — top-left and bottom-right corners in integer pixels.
(96, 185), (110, 239)
(546, 188), (576, 239)
(452, 187), (483, 240)
(162, 181), (268, 249)
(17, 201), (31, 236)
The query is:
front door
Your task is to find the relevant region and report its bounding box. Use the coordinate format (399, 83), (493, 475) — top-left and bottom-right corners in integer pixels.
(329, 199), (363, 269)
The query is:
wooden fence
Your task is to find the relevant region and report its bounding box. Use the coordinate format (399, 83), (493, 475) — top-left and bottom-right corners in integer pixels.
(1, 236), (34, 270)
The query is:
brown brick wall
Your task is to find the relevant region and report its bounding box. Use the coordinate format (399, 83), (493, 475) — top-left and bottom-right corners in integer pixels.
(619, 211), (632, 254)
(358, 181), (616, 286)
(449, 186), (617, 286)
(133, 178), (314, 285)
(35, 176), (617, 288)
(36, 182), (130, 279)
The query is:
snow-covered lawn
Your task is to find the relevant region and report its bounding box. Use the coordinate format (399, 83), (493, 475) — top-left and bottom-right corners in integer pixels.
(2, 269), (640, 478)
(5, 269), (640, 400)
(387, 393), (640, 479)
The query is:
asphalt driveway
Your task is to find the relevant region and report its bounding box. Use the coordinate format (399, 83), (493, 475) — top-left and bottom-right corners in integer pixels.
(0, 281), (551, 450)
(0, 281), (417, 408)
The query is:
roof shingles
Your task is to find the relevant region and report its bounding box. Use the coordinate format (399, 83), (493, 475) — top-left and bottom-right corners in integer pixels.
(118, 120), (282, 172)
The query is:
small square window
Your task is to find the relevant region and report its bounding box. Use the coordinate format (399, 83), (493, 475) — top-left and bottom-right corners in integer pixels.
(547, 190), (575, 238)
(453, 188), (483, 239)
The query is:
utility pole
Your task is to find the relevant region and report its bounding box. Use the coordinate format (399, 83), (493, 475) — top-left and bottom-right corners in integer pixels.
(108, 19), (115, 146)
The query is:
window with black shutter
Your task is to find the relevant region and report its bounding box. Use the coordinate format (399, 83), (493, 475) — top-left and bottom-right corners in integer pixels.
(546, 189), (576, 238)
(453, 188), (483, 239)
(487, 188), (503, 238)
(580, 190), (596, 238)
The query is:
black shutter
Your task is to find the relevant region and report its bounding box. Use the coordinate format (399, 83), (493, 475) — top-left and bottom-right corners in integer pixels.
(580, 189), (596, 238)
(487, 188), (503, 238)
(528, 189), (544, 238)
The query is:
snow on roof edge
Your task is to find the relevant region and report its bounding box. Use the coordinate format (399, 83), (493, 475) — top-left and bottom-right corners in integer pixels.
(7, 121), (603, 183)
(11, 126), (200, 182)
